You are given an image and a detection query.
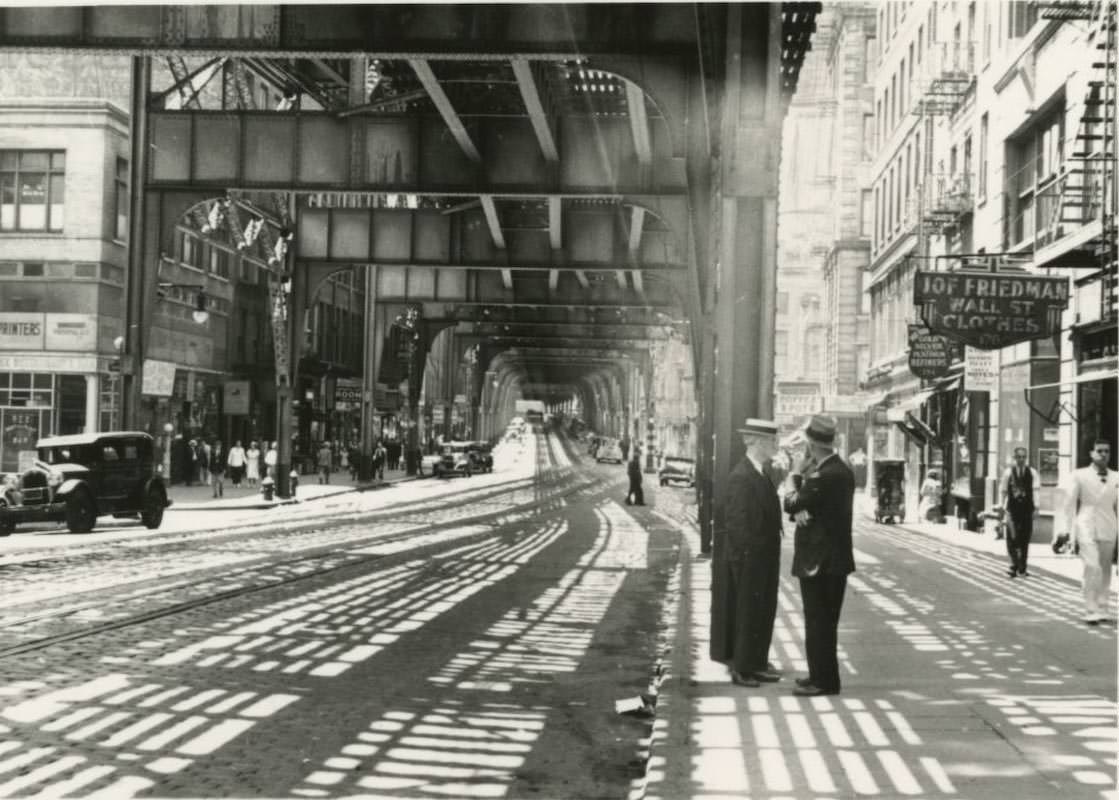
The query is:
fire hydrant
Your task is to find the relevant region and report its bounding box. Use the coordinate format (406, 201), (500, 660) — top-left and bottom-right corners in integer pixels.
(289, 469), (299, 499)
(261, 476), (275, 501)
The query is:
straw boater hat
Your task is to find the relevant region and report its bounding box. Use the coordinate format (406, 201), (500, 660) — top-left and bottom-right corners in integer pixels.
(737, 418), (778, 435)
(804, 414), (837, 444)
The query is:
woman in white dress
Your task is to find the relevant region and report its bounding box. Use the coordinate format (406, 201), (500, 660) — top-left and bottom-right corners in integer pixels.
(245, 442), (261, 487)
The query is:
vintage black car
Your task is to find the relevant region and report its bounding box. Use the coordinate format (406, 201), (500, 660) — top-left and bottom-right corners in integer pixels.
(434, 442), (475, 478)
(658, 456), (696, 487)
(0, 431), (171, 535)
(467, 442), (494, 473)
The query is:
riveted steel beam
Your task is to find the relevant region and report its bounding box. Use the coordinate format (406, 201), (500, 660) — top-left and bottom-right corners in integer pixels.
(0, 5), (700, 58)
(145, 110), (686, 196)
(511, 58), (559, 163)
(409, 58), (482, 163)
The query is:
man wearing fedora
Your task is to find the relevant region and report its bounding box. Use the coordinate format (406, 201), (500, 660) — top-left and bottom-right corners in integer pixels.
(783, 414), (856, 696)
(718, 418), (784, 687)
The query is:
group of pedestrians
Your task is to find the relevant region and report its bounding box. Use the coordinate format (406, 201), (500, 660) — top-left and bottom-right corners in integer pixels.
(713, 413), (855, 697)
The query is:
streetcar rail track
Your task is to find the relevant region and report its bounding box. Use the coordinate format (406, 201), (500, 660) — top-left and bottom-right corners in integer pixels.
(0, 437), (614, 660)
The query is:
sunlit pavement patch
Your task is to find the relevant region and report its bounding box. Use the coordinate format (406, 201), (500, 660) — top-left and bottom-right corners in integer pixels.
(294, 500), (653, 797)
(0, 673), (300, 797)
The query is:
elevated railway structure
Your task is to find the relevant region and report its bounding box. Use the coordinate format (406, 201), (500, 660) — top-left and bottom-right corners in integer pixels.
(0, 5), (820, 638)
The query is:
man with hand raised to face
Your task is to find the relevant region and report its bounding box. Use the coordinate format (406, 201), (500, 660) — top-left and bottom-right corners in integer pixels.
(783, 414), (855, 697)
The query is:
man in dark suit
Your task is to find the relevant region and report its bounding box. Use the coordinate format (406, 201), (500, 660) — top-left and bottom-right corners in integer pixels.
(721, 418), (784, 687)
(783, 414), (856, 696)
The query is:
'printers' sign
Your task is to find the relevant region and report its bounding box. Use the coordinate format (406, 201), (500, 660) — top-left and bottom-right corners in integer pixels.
(913, 271), (1069, 350)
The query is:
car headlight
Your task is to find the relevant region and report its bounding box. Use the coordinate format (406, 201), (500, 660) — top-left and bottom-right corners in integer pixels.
(47, 471), (64, 487)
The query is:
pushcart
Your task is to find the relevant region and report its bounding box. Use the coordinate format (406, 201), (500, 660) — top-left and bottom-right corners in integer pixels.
(873, 459), (906, 524)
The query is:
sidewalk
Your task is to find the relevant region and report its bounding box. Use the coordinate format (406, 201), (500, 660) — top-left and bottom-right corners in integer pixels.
(165, 467), (416, 511)
(639, 488), (1116, 800)
(852, 492), (1094, 586)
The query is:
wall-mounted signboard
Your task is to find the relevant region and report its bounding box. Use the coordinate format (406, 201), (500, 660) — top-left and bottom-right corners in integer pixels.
(913, 270), (1069, 350)
(908, 324), (961, 379)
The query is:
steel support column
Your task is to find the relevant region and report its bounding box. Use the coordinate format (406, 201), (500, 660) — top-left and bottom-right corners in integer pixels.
(708, 3), (783, 665)
(123, 56), (151, 431)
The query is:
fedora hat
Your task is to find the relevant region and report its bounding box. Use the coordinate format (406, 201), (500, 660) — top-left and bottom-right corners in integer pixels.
(737, 417), (778, 435)
(804, 414), (837, 444)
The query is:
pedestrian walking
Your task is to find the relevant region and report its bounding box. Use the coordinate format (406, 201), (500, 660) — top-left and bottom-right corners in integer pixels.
(1000, 447), (1040, 577)
(264, 442), (278, 478)
(227, 440), (247, 487)
(1057, 440), (1118, 625)
(373, 441), (387, 481)
(719, 418), (783, 688)
(917, 469), (944, 523)
(245, 441), (261, 487)
(783, 414), (855, 697)
(199, 440), (211, 485)
(317, 440), (333, 484)
(209, 440), (226, 498)
(625, 450), (644, 506)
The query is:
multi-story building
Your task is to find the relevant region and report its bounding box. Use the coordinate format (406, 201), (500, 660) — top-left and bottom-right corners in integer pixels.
(0, 55), (132, 472)
(864, 0), (1117, 533)
(777, 5), (876, 459)
(776, 11), (836, 437)
(0, 55), (371, 474)
(819, 3), (877, 459)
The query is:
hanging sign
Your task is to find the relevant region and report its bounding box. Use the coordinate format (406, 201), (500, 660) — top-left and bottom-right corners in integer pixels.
(908, 324), (960, 379)
(964, 347), (1000, 393)
(142, 359), (177, 397)
(913, 270), (1069, 350)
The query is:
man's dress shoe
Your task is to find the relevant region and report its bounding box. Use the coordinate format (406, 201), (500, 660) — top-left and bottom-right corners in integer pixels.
(792, 682), (839, 697)
(730, 670), (760, 687)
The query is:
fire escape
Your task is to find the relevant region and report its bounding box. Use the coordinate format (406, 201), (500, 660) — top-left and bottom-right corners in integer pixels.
(915, 40), (977, 239)
(1041, 0), (1118, 327)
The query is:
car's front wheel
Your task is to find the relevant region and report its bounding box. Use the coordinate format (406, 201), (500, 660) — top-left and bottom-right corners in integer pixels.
(0, 507), (13, 537)
(64, 488), (97, 533)
(141, 486), (166, 529)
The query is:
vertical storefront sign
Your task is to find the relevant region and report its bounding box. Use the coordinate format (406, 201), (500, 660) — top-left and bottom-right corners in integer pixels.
(0, 408), (40, 472)
(964, 347), (1000, 393)
(224, 380), (252, 415)
(908, 324), (961, 379)
(142, 359), (177, 396)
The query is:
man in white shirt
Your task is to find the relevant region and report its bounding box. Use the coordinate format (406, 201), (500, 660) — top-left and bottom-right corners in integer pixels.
(1059, 440), (1119, 625)
(1000, 447), (1041, 577)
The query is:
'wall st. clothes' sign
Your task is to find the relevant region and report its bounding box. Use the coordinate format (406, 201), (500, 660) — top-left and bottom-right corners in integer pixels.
(907, 324), (961, 379)
(913, 271), (1069, 350)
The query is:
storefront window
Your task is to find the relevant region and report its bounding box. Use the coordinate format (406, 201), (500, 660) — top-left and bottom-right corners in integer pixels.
(1077, 378), (1118, 469)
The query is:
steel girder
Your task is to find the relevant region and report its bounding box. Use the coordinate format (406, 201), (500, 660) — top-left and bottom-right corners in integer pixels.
(1, 3), (822, 552)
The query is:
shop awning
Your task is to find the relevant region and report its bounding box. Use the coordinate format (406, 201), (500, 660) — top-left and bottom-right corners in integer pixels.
(862, 390), (890, 409)
(893, 411), (936, 444)
(934, 376), (961, 392)
(886, 388), (935, 420)
(1025, 368), (1119, 393)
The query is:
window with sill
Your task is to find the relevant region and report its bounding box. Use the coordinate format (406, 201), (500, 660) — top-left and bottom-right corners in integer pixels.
(1005, 105), (1065, 248)
(0, 151), (65, 232)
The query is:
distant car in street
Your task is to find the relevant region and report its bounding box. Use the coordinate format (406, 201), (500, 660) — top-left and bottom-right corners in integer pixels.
(658, 456), (696, 487)
(0, 431), (171, 535)
(468, 442), (494, 473)
(435, 442), (476, 478)
(595, 438), (625, 464)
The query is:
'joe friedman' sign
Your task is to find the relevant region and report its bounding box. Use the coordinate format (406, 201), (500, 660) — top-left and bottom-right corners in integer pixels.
(913, 270), (1069, 350)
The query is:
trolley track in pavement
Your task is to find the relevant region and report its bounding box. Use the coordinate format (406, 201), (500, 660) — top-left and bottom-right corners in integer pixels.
(0, 435), (616, 660)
